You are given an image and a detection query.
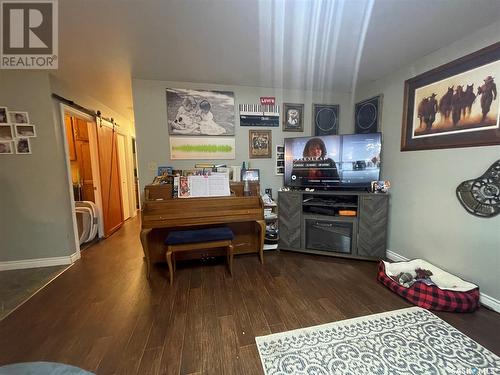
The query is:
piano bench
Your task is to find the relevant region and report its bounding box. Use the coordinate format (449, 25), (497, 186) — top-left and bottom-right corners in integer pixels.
(164, 227), (234, 285)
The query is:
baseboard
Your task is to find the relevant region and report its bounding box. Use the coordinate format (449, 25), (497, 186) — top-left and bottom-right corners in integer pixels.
(70, 251), (81, 263)
(386, 249), (409, 262)
(479, 294), (500, 313)
(0, 252), (79, 271)
(385, 249), (500, 313)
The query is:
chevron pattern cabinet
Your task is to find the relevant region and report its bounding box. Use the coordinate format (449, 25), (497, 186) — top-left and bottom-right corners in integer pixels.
(357, 194), (389, 258)
(277, 191), (389, 260)
(278, 191), (302, 249)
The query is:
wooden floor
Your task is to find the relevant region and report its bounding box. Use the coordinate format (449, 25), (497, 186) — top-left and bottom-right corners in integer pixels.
(0, 217), (498, 374)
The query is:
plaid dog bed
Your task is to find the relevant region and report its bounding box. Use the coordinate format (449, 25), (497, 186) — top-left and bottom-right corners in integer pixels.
(377, 261), (480, 312)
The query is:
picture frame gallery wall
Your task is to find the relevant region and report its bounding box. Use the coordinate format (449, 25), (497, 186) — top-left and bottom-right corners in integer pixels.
(164, 87), (347, 161)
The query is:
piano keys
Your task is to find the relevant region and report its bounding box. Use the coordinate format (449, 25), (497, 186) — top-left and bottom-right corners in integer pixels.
(239, 104), (280, 127)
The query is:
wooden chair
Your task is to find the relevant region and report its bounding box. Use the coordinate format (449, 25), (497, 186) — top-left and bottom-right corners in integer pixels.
(164, 227), (234, 285)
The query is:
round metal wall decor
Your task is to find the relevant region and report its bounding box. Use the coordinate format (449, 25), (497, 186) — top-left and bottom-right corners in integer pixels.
(456, 160), (500, 218)
(355, 95), (382, 134)
(315, 108), (338, 132)
(313, 104), (339, 136)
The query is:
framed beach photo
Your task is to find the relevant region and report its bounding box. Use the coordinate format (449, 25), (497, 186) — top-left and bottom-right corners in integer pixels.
(8, 111), (29, 124)
(283, 103), (304, 132)
(0, 125), (13, 140)
(249, 129), (272, 158)
(15, 138), (31, 154)
(15, 124), (36, 137)
(402, 42), (500, 151)
(0, 141), (13, 154)
(0, 107), (8, 124)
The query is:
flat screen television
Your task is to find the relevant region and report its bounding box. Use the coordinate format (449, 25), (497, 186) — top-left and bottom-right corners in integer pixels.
(284, 133), (382, 189)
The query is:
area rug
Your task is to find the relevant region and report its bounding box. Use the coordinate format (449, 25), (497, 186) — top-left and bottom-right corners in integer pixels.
(0, 361), (94, 374)
(255, 307), (500, 374)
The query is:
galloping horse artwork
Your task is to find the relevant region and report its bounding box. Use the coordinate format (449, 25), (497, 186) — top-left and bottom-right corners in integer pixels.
(412, 59), (499, 139)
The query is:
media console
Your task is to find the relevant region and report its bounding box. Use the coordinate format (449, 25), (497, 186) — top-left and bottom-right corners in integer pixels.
(278, 190), (389, 260)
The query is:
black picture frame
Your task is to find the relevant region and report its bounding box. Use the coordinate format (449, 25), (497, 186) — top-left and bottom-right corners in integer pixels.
(313, 104), (339, 136)
(355, 95), (382, 134)
(241, 169), (260, 182)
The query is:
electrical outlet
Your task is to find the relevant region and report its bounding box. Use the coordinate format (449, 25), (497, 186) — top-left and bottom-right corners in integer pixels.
(148, 162), (157, 171)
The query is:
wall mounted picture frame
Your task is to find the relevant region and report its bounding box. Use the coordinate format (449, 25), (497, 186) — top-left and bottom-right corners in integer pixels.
(166, 88), (235, 136)
(0, 107), (8, 124)
(249, 129), (272, 158)
(239, 104), (280, 127)
(355, 95), (382, 134)
(15, 138), (31, 154)
(313, 104), (339, 136)
(15, 124), (36, 137)
(0, 125), (13, 140)
(157, 166), (173, 176)
(170, 137), (235, 160)
(402, 42), (500, 151)
(0, 141), (13, 154)
(283, 103), (304, 132)
(276, 144), (284, 175)
(8, 111), (29, 124)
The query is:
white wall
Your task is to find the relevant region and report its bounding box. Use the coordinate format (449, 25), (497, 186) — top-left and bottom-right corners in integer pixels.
(0, 71), (76, 262)
(356, 22), (500, 301)
(132, 79), (353, 195)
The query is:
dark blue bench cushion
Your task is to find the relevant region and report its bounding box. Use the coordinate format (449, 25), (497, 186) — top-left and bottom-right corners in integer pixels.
(165, 227), (234, 245)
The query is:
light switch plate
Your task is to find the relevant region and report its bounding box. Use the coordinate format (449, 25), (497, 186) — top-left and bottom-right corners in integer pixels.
(148, 162), (157, 171)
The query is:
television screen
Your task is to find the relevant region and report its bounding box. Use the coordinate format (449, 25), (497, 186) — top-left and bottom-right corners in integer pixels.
(284, 133), (381, 189)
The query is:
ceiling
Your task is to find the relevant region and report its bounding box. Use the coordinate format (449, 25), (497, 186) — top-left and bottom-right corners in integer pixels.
(55, 0), (500, 124)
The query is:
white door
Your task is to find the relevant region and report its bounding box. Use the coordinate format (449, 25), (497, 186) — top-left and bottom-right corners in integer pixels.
(117, 134), (131, 220)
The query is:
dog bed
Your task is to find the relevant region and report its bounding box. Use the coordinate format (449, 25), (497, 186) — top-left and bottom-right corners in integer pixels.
(377, 259), (480, 312)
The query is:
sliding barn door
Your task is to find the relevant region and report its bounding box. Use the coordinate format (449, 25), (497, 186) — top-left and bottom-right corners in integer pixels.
(97, 124), (124, 236)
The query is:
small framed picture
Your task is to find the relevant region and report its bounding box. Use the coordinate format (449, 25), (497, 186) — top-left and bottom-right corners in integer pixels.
(0, 107), (8, 124)
(15, 137), (31, 154)
(283, 103), (304, 132)
(313, 104), (339, 136)
(249, 129), (272, 158)
(157, 166), (173, 176)
(241, 169), (260, 181)
(0, 141), (13, 154)
(8, 111), (30, 124)
(0, 125), (13, 140)
(15, 124), (36, 137)
(276, 144), (284, 175)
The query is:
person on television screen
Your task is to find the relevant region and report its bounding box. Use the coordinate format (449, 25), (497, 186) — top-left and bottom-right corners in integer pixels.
(291, 138), (339, 181)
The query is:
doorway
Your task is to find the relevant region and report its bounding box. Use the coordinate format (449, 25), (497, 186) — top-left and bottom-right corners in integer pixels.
(62, 107), (135, 252)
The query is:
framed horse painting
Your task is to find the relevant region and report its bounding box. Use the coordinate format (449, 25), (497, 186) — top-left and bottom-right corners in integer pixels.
(401, 41), (500, 151)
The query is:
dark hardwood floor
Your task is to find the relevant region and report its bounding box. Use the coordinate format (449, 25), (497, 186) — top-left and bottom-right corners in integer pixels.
(0, 216), (498, 374)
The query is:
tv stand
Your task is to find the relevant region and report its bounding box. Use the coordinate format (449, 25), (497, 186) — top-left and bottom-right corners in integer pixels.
(278, 190), (389, 260)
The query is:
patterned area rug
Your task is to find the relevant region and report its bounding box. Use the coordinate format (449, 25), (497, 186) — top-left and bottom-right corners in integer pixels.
(255, 307), (500, 374)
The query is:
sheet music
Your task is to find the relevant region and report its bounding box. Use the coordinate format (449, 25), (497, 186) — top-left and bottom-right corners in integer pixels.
(188, 176), (209, 197)
(208, 175), (230, 197)
(186, 175), (230, 197)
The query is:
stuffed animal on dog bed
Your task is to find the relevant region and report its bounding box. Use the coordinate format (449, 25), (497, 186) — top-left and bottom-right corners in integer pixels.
(377, 259), (480, 312)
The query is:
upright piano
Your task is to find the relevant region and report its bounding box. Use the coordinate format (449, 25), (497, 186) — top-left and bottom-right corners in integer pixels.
(140, 193), (265, 278)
